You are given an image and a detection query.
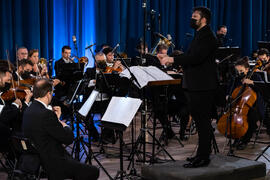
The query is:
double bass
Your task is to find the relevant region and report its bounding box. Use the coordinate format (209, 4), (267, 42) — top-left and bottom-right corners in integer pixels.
(217, 60), (263, 139)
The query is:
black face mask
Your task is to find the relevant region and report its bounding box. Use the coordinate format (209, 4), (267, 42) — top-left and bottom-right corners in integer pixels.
(237, 72), (245, 79)
(217, 34), (225, 39)
(190, 18), (199, 29)
(21, 71), (31, 79)
(0, 82), (11, 93)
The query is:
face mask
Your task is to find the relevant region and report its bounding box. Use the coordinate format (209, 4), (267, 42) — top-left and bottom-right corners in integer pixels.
(237, 72), (245, 79)
(0, 82), (11, 93)
(190, 18), (199, 29)
(217, 34), (225, 38)
(21, 71), (31, 79)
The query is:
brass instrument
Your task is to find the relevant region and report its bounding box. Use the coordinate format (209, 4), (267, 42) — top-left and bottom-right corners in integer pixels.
(151, 33), (175, 55)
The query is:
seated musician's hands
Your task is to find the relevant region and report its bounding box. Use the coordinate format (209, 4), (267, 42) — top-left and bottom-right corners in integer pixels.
(242, 78), (254, 85)
(13, 98), (22, 109)
(113, 60), (122, 69)
(53, 106), (62, 119)
(24, 89), (33, 104)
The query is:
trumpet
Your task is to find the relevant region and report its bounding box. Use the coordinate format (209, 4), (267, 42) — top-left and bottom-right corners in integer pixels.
(151, 33), (175, 55)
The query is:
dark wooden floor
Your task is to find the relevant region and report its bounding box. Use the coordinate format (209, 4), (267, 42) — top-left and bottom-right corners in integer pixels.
(1, 113), (270, 180)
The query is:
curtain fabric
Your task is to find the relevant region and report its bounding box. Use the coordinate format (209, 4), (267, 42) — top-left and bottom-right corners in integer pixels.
(0, 0), (270, 66)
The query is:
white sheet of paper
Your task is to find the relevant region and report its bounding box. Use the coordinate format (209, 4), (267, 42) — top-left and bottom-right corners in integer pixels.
(120, 66), (173, 88)
(0, 105), (4, 115)
(101, 97), (142, 127)
(78, 90), (99, 117)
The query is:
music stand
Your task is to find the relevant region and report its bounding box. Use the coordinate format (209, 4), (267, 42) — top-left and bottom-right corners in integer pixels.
(77, 89), (113, 180)
(101, 97), (142, 180)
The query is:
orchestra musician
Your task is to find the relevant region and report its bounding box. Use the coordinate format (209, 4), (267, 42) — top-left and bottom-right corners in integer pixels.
(228, 57), (265, 150)
(158, 6), (218, 168)
(28, 49), (49, 78)
(16, 47), (28, 61)
(102, 47), (124, 73)
(216, 25), (228, 47)
(22, 78), (99, 180)
(13, 59), (34, 81)
(256, 48), (270, 72)
(0, 60), (24, 154)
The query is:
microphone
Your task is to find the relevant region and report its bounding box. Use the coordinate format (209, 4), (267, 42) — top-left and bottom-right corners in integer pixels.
(85, 43), (96, 49)
(154, 32), (175, 47)
(72, 35), (77, 45)
(112, 43), (120, 53)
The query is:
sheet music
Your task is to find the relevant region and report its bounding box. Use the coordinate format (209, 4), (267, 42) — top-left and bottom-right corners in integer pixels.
(101, 97), (142, 127)
(78, 90), (99, 117)
(120, 66), (173, 88)
(0, 105), (3, 115)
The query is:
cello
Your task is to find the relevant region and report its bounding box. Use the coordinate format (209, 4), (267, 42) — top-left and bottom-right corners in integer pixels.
(217, 60), (263, 139)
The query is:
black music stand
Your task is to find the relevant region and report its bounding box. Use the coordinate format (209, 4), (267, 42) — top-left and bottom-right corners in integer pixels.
(252, 72), (270, 146)
(216, 47), (241, 85)
(258, 41), (270, 52)
(100, 96), (142, 180)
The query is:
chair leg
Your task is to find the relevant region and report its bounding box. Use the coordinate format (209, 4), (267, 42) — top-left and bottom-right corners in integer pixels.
(253, 120), (264, 148)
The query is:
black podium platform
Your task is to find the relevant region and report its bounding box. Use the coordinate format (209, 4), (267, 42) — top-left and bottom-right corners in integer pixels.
(141, 154), (266, 180)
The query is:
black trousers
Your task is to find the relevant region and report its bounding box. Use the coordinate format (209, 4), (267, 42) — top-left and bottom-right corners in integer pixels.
(46, 157), (99, 180)
(185, 90), (215, 159)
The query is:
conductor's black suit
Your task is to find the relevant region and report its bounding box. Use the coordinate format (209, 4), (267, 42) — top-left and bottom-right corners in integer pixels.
(174, 25), (218, 159)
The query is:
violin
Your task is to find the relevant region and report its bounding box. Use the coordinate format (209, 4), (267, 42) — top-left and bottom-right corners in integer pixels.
(1, 79), (35, 101)
(217, 61), (263, 139)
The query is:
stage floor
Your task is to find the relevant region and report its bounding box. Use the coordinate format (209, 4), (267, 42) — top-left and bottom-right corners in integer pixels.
(1, 113), (270, 180)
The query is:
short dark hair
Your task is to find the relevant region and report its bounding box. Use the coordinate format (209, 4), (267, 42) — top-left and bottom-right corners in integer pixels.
(18, 59), (33, 68)
(29, 49), (39, 57)
(62, 46), (71, 53)
(257, 48), (269, 56)
(102, 47), (113, 55)
(235, 56), (250, 68)
(33, 79), (53, 98)
(218, 25), (227, 31)
(157, 44), (168, 53)
(0, 60), (12, 77)
(193, 6), (211, 24)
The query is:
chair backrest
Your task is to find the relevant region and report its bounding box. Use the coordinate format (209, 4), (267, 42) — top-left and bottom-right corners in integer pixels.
(10, 136), (41, 175)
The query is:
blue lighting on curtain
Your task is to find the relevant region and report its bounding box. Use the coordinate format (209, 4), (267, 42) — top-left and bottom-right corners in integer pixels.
(52, 0), (96, 76)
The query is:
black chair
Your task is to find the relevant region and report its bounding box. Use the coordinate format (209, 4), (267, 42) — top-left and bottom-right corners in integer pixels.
(9, 136), (44, 180)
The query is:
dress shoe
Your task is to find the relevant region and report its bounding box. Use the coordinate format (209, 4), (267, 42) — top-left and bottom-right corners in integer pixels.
(183, 157), (210, 168)
(236, 141), (248, 150)
(186, 155), (198, 162)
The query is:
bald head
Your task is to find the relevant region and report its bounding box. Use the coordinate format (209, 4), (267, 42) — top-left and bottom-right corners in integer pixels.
(33, 79), (53, 99)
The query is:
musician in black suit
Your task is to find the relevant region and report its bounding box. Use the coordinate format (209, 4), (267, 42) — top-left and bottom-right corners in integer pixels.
(22, 79), (99, 180)
(159, 7), (218, 168)
(0, 61), (22, 152)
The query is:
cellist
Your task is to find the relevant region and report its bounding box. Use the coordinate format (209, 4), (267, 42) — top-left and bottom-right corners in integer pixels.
(227, 56), (265, 150)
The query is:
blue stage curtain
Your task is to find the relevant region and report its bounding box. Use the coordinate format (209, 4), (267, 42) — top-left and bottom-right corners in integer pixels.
(1, 0), (270, 64)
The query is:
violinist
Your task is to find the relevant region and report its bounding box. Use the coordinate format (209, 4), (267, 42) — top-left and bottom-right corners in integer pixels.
(228, 57), (265, 150)
(13, 59), (34, 81)
(256, 48), (270, 73)
(102, 47), (124, 73)
(0, 61), (27, 153)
